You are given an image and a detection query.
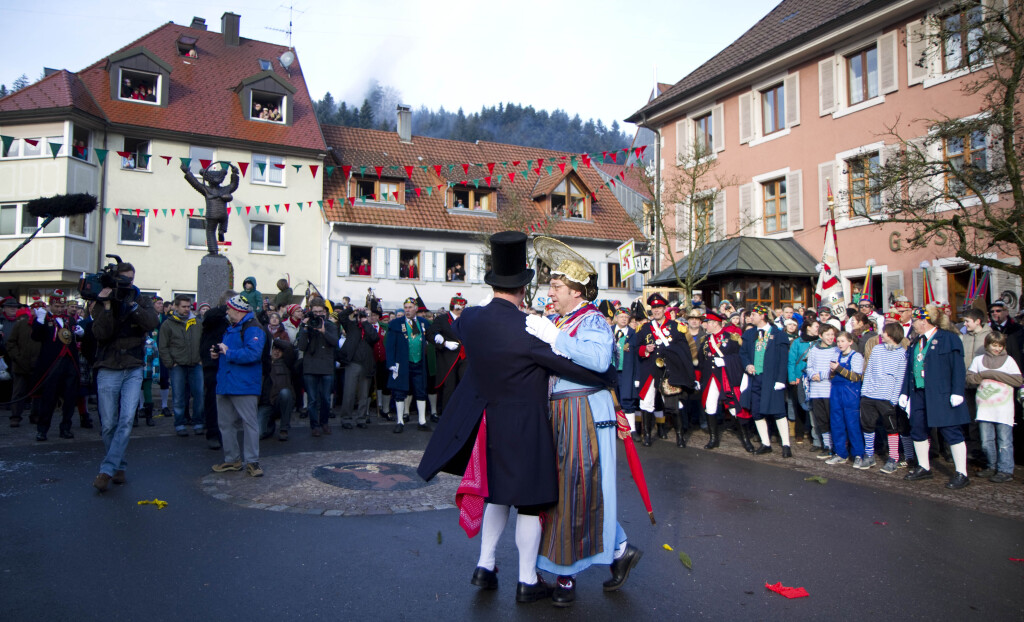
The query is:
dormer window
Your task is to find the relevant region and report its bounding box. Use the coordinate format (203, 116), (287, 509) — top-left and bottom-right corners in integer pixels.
(177, 36), (198, 58)
(450, 188), (496, 213)
(251, 91), (285, 123)
(551, 177), (589, 219)
(119, 68), (160, 104)
(350, 176), (403, 204)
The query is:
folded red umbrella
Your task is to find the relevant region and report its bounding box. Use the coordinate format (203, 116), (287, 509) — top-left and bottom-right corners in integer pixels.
(610, 392), (654, 524)
(766, 582), (809, 599)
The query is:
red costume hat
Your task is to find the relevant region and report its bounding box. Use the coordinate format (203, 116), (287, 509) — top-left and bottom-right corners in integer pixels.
(647, 293), (668, 307)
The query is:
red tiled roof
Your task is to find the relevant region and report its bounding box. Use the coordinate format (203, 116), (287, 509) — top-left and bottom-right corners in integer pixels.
(321, 125), (643, 243)
(0, 70), (107, 120)
(594, 163), (652, 200)
(71, 21), (325, 153)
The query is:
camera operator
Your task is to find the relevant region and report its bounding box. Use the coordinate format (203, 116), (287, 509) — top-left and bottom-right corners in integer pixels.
(296, 297), (338, 436)
(337, 306), (379, 429)
(90, 262), (159, 492)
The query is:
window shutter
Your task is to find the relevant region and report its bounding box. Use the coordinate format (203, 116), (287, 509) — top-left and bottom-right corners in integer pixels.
(674, 203), (689, 250)
(713, 191), (726, 241)
(879, 142), (902, 207)
(468, 254), (482, 283)
(336, 243), (349, 277)
(912, 268), (924, 307)
(738, 92), (753, 144)
(434, 252), (446, 281)
(712, 104), (725, 153)
(906, 20), (930, 86)
(738, 183), (754, 236)
(882, 271), (905, 310)
(676, 120), (690, 163)
(818, 57), (837, 116)
(989, 124), (1005, 174)
(878, 30), (899, 94)
(906, 137), (934, 207)
(817, 161), (838, 226)
(374, 247), (388, 278)
(983, 0), (1008, 46)
(422, 251), (435, 282)
(598, 263), (609, 289)
(786, 169), (803, 231)
(387, 248), (400, 279)
(784, 73), (800, 127)
(931, 264), (949, 304)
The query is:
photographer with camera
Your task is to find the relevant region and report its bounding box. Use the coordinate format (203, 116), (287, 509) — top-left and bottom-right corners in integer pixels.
(89, 261), (159, 492)
(296, 297), (339, 437)
(337, 306), (379, 429)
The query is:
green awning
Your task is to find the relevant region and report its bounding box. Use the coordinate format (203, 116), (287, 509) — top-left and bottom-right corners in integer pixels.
(649, 236), (818, 286)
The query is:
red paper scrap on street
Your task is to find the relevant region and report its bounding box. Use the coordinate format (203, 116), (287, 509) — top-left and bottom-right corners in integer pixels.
(766, 582), (809, 599)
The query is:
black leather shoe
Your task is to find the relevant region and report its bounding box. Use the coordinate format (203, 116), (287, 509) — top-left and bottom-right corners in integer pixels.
(470, 566), (497, 590)
(656, 424), (668, 440)
(392, 423), (404, 434)
(430, 413), (439, 423)
(946, 472), (970, 489)
(642, 434), (652, 447)
(781, 445), (792, 458)
(418, 423), (431, 432)
(59, 429), (74, 439)
(603, 543), (643, 591)
(35, 432), (47, 441)
(754, 445), (773, 455)
(675, 433), (686, 448)
(515, 577), (553, 603)
(904, 466), (933, 481)
(552, 577), (575, 608)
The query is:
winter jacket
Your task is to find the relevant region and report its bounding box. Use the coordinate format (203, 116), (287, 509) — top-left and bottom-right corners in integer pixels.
(787, 335), (815, 383)
(200, 306), (229, 369)
(273, 287), (293, 309)
(338, 316), (379, 376)
(7, 316), (40, 375)
(216, 312), (265, 396)
(158, 312), (203, 367)
(92, 290), (160, 371)
(961, 326), (992, 369)
(240, 277), (263, 313)
(296, 318), (339, 375)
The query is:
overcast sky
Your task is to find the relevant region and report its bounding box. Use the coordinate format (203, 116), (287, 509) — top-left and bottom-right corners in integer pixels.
(2, 0), (779, 130)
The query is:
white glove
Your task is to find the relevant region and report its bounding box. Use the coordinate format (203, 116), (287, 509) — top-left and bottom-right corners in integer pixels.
(34, 307), (47, 322)
(444, 340), (459, 351)
(713, 357), (725, 367)
(898, 395), (909, 409)
(525, 313), (561, 346)
(433, 334), (444, 345)
(73, 325), (85, 337)
(774, 382), (786, 391)
(694, 381), (701, 391)
(389, 364), (399, 379)
(950, 394), (964, 407)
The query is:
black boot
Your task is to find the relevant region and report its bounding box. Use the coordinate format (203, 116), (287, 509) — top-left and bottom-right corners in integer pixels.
(673, 412), (685, 447)
(740, 424), (755, 453)
(704, 415), (719, 449)
(641, 412), (653, 447)
(144, 404), (154, 427)
(656, 422), (667, 440)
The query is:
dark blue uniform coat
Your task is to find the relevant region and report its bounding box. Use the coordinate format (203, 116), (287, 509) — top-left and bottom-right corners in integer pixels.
(613, 325), (639, 410)
(901, 328), (969, 428)
(385, 315), (430, 392)
(739, 324), (790, 415)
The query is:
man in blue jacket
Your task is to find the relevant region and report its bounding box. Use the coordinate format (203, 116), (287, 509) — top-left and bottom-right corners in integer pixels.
(386, 297), (431, 433)
(210, 295), (266, 477)
(739, 305), (793, 457)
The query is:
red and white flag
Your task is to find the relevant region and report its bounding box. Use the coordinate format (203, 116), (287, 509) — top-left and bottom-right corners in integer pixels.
(815, 181), (848, 320)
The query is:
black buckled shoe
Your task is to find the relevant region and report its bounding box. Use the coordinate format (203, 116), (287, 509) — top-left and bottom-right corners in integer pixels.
(552, 576), (575, 608)
(515, 577), (553, 603)
(470, 566), (498, 590)
(904, 466), (933, 481)
(754, 444), (773, 455)
(781, 445), (792, 458)
(392, 423), (404, 434)
(603, 543), (643, 591)
(945, 472), (970, 490)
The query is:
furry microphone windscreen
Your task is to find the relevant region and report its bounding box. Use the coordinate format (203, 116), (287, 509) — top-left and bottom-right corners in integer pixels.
(26, 193), (98, 219)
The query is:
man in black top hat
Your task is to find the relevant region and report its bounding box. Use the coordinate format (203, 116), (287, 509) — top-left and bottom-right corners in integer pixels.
(418, 231), (615, 605)
(427, 293), (467, 418)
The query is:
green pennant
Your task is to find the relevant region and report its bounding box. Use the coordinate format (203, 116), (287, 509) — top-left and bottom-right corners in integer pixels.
(527, 160), (534, 168)
(256, 162), (266, 175)
(389, 166), (400, 172)
(274, 204), (280, 213)
(425, 187), (432, 197)
(138, 154), (150, 168)
(254, 205), (261, 214)
(317, 201), (324, 209)
(325, 166), (335, 178)
(180, 157), (192, 168)
(162, 209), (168, 216)
(545, 165), (553, 175)
(199, 208), (204, 217)
(501, 161), (507, 167)
(570, 156), (578, 167)
(472, 179), (479, 188)
(103, 208), (110, 215)
(447, 164), (454, 173)
(292, 164), (302, 173)
(420, 165), (428, 172)
(298, 202), (304, 211)
(359, 166), (366, 176)
(496, 174), (503, 184)
(218, 160), (230, 169)
(0, 135), (13, 157)
(522, 170), (529, 180)
(95, 148), (108, 165)
(360, 196), (366, 203)
(597, 154), (605, 164)
(48, 142), (62, 158)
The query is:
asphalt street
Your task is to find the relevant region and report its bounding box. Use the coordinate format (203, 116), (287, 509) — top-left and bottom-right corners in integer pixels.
(2, 419), (1023, 621)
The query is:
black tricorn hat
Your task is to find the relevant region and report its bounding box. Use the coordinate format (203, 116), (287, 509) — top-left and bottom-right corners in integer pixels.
(631, 298), (648, 320)
(485, 231), (535, 289)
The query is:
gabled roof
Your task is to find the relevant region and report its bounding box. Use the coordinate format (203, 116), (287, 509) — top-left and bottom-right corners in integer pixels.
(594, 163), (652, 200)
(71, 20), (325, 153)
(235, 70), (296, 94)
(321, 125), (643, 243)
(530, 169), (586, 199)
(649, 236), (817, 286)
(106, 46), (174, 74)
(0, 70), (107, 120)
(627, 0), (889, 123)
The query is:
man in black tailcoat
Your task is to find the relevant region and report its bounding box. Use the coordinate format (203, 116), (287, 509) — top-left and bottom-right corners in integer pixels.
(418, 231), (615, 605)
(427, 292), (467, 420)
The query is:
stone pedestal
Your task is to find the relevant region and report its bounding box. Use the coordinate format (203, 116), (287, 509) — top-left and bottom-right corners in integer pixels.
(198, 254), (232, 307)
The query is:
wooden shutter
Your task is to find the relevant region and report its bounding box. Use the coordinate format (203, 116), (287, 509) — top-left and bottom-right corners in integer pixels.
(882, 271), (905, 310)
(878, 30), (899, 94)
(784, 73), (800, 127)
(434, 252), (446, 281)
(912, 268), (924, 306)
(422, 251), (434, 282)
(374, 247), (388, 278)
(468, 253), (483, 283)
(336, 243), (349, 276)
(879, 142), (903, 207)
(906, 137), (933, 207)
(818, 57), (837, 116)
(713, 191), (726, 241)
(738, 92), (753, 144)
(712, 104), (725, 152)
(676, 119), (689, 162)
(786, 169), (803, 231)
(675, 203), (689, 250)
(738, 183), (754, 236)
(387, 248), (400, 279)
(598, 263), (609, 289)
(906, 20), (930, 86)
(818, 161), (838, 226)
(931, 264), (949, 304)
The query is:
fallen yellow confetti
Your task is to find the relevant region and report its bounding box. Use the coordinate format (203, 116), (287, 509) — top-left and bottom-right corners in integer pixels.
(662, 544), (674, 551)
(137, 499), (168, 510)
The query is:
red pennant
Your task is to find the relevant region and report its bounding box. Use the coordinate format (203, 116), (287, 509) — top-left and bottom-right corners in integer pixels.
(245, 206), (251, 214)
(461, 163), (470, 175)
(273, 163), (286, 169)
(610, 152), (617, 163)
(415, 188), (421, 197)
(610, 178), (617, 187)
(619, 170), (626, 180)
(537, 158), (544, 168)
(135, 209), (141, 216)
(484, 176), (492, 186)
(227, 207), (231, 214)
(582, 154), (592, 168)
(533, 167), (541, 175)
(486, 162), (495, 174)
(238, 162), (248, 177)
(310, 165), (319, 178)
(342, 165), (352, 178)
(404, 166), (414, 178)
(200, 159), (212, 169)
(374, 166), (383, 177)
(512, 161), (520, 166)
(558, 163), (566, 173)
(284, 204), (290, 212)
(369, 194), (376, 201)
(114, 209), (120, 215)
(327, 199), (335, 208)
(116, 151), (130, 158)
(509, 172), (516, 183)
(635, 146), (647, 158)
(392, 192), (398, 201)
(188, 209), (194, 216)
(160, 155), (171, 165)
(24, 139), (39, 146)
(170, 209), (175, 216)
(433, 165), (442, 176)
(347, 197), (355, 206)
(591, 192), (597, 201)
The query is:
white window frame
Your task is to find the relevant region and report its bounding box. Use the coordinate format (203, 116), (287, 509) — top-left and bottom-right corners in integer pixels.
(249, 90), (286, 124)
(745, 72), (798, 147)
(251, 153), (286, 186)
(2, 135), (65, 160)
(188, 145), (216, 176)
(70, 124), (92, 163)
(118, 67), (162, 106)
(249, 221), (284, 254)
(118, 213), (149, 246)
(186, 216), (207, 250)
(913, 1), (999, 89)
(0, 203), (88, 238)
(679, 104), (725, 164)
(751, 167), (794, 239)
(347, 244), (375, 277)
(833, 141), (886, 230)
(824, 30), (897, 120)
(121, 136), (152, 172)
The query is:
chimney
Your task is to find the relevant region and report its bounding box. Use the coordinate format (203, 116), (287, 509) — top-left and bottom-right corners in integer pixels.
(221, 12), (240, 46)
(190, 16), (207, 30)
(397, 104), (412, 143)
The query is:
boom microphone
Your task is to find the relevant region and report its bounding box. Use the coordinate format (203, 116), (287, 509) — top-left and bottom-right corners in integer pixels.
(26, 193), (98, 218)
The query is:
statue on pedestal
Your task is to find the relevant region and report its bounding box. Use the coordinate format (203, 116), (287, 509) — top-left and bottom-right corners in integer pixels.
(181, 162), (239, 255)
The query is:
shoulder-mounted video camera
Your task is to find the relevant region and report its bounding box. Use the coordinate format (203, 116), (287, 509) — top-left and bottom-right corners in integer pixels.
(79, 254), (134, 302)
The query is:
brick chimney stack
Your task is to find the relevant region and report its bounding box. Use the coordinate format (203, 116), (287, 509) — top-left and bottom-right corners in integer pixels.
(221, 12), (240, 46)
